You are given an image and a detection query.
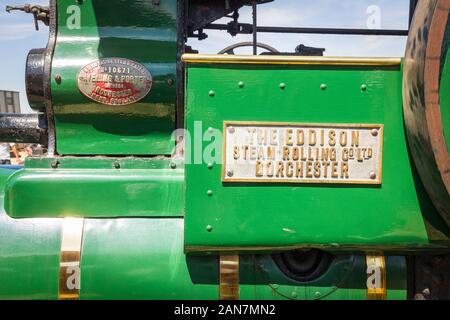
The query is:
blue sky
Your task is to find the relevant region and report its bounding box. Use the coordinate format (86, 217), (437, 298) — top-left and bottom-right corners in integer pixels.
(1, 0), (410, 112)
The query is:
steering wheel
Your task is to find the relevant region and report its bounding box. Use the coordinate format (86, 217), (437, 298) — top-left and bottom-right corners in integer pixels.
(218, 41), (279, 55)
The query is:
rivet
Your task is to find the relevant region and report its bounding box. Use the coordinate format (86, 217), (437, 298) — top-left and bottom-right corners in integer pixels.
(76, 0), (83, 4)
(54, 74), (62, 84)
(279, 83), (286, 90)
(167, 78), (174, 86)
(272, 284), (279, 289)
(50, 160), (59, 168)
(170, 162), (177, 169)
(207, 163), (214, 169)
(113, 161), (120, 169)
(361, 84), (367, 91)
(314, 291), (321, 298)
(238, 81), (244, 88)
(371, 129), (379, 136)
(227, 169), (234, 177)
(208, 127), (214, 133)
(369, 171), (377, 180)
(207, 190), (213, 197)
(320, 84), (327, 90)
(228, 126), (235, 134)
(206, 225), (213, 232)
(291, 291), (298, 298)
(208, 90), (215, 97)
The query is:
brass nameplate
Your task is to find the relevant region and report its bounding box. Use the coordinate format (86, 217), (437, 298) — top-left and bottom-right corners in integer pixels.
(222, 121), (383, 185)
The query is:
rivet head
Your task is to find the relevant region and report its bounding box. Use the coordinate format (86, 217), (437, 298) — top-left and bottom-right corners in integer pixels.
(206, 225), (213, 232)
(291, 291), (298, 298)
(272, 284), (279, 289)
(320, 84), (327, 90)
(207, 190), (213, 197)
(54, 74), (62, 84)
(371, 129), (379, 136)
(314, 291), (321, 298)
(170, 162), (177, 169)
(226, 169), (234, 177)
(50, 160), (59, 168)
(279, 83), (286, 90)
(113, 161), (121, 169)
(167, 78), (174, 86)
(208, 90), (215, 97)
(369, 171), (377, 180)
(361, 84), (367, 91)
(228, 126), (235, 134)
(207, 163), (214, 169)
(238, 81), (244, 88)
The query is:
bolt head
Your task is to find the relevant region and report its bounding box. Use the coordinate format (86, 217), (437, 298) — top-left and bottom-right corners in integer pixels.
(51, 160), (59, 168)
(113, 161), (121, 169)
(361, 84), (367, 91)
(207, 163), (214, 170)
(291, 291), (298, 298)
(54, 74), (62, 84)
(320, 84), (327, 90)
(170, 162), (177, 169)
(371, 129), (379, 137)
(279, 83), (286, 90)
(227, 169), (234, 177)
(206, 225), (213, 232)
(208, 90), (215, 97)
(228, 126), (235, 134)
(369, 171), (377, 180)
(238, 81), (244, 88)
(207, 190), (213, 197)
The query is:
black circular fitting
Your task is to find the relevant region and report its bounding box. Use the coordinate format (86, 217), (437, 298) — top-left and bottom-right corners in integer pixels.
(272, 249), (334, 282)
(25, 48), (46, 112)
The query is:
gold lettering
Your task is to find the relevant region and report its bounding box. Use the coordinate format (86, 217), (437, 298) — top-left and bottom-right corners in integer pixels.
(233, 146), (240, 160)
(330, 148), (337, 161)
(314, 162), (321, 178)
(286, 162), (294, 177)
(300, 147), (306, 161)
(328, 130), (336, 146)
(351, 131), (360, 147)
(242, 145), (249, 160)
(292, 147), (299, 161)
(331, 162), (338, 178)
(342, 148), (349, 161)
(323, 161), (330, 178)
(320, 129), (325, 146)
(267, 147), (275, 160)
(257, 129), (267, 145)
(258, 147), (265, 160)
(286, 129), (294, 146)
(297, 130), (305, 146)
(296, 162), (303, 178)
(341, 162), (349, 178)
(250, 146), (257, 160)
(270, 129), (278, 146)
(255, 161), (263, 177)
(340, 131), (348, 146)
(276, 161), (284, 178)
(307, 147), (314, 161)
(321, 148), (329, 161)
(309, 130), (317, 146)
(248, 128), (256, 145)
(267, 161), (274, 177)
(305, 162), (313, 178)
(283, 147), (290, 161)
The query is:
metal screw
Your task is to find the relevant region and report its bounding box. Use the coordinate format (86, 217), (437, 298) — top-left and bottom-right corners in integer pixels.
(369, 171), (377, 180)
(50, 160), (59, 168)
(371, 129), (379, 137)
(227, 169), (234, 177)
(170, 162), (177, 169)
(238, 81), (244, 88)
(320, 83), (327, 90)
(54, 74), (62, 84)
(209, 90), (215, 97)
(279, 83), (286, 90)
(228, 126), (235, 134)
(206, 225), (213, 232)
(113, 161), (120, 169)
(207, 190), (213, 197)
(361, 84), (367, 91)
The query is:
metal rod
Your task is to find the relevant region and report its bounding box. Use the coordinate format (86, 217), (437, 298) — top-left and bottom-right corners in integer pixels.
(252, 0), (257, 55)
(204, 24), (409, 36)
(409, 0), (418, 27)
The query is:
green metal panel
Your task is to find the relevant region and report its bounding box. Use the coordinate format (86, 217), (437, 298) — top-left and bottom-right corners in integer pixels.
(51, 0), (177, 155)
(184, 62), (450, 251)
(4, 157), (184, 218)
(0, 170), (62, 299)
(440, 19), (450, 154)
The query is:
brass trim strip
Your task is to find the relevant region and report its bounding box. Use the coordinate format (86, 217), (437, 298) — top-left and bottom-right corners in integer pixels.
(182, 53), (401, 66)
(219, 255), (240, 300)
(58, 218), (84, 300)
(366, 255), (387, 300)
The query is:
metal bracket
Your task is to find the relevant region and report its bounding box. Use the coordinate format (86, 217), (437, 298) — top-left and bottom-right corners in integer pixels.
(219, 255), (240, 300)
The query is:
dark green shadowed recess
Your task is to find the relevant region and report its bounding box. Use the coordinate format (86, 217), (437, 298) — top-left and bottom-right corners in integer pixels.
(440, 18), (450, 154)
(51, 0), (177, 155)
(184, 62), (450, 251)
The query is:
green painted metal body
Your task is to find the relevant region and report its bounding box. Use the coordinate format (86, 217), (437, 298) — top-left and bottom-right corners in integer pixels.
(0, 167), (406, 299)
(4, 157), (183, 218)
(50, 0), (177, 155)
(184, 62), (450, 251)
(440, 19), (450, 154)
